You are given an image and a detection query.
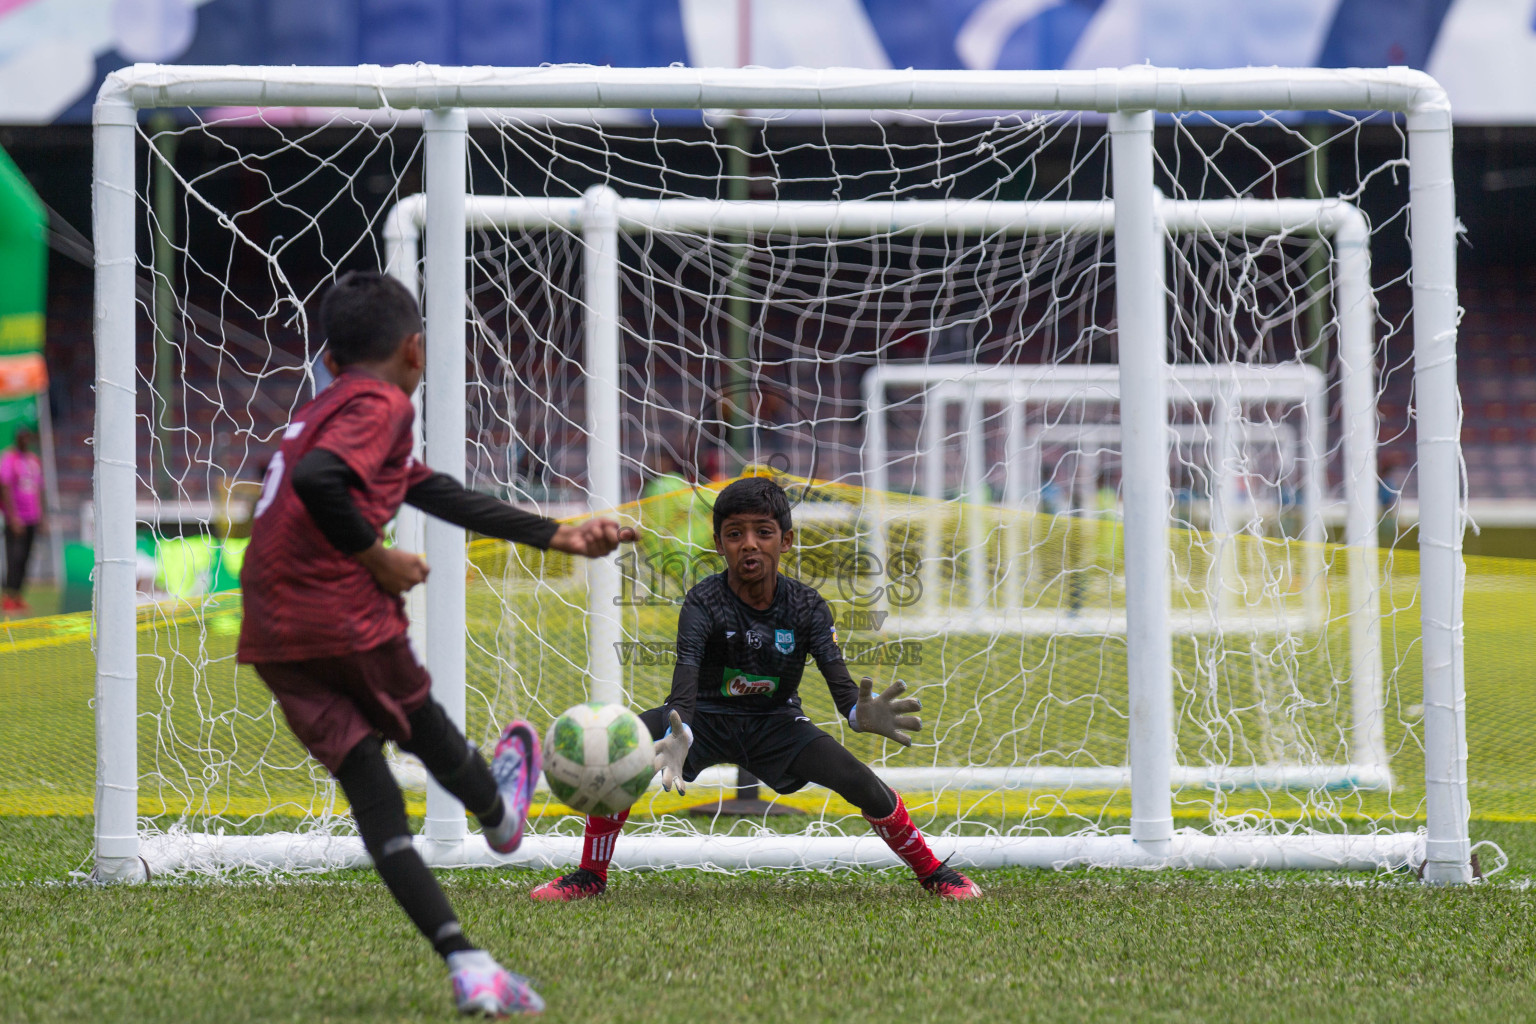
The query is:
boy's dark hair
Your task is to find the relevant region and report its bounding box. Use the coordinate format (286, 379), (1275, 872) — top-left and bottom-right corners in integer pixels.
(712, 476), (793, 535)
(320, 271), (422, 366)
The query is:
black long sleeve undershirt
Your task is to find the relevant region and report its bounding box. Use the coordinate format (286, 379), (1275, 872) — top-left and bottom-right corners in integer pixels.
(290, 449), (377, 554)
(290, 448), (560, 556)
(663, 663), (701, 727)
(402, 470), (560, 548)
(820, 659), (860, 722)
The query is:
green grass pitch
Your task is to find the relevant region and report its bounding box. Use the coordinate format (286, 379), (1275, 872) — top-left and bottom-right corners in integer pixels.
(6, 523), (1536, 1021)
(4, 816), (1536, 1023)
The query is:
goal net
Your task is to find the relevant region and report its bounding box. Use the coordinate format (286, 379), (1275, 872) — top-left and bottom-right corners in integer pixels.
(82, 65), (1473, 882)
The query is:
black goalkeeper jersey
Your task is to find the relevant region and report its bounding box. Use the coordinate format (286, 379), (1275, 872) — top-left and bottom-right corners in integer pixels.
(662, 572), (859, 725)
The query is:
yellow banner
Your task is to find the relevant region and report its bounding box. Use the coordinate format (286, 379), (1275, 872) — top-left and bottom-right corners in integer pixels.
(0, 312), (42, 357)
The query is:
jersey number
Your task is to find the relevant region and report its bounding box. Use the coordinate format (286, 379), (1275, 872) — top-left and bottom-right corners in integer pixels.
(253, 451), (286, 519)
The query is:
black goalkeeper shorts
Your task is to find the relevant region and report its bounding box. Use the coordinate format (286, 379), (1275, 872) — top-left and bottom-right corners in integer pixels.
(638, 704), (829, 795)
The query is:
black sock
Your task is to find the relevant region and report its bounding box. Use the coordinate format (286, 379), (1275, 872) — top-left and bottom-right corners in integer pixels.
(401, 701), (502, 822)
(374, 837), (475, 958)
(479, 797), (506, 830)
(336, 737), (476, 961)
(787, 735), (899, 818)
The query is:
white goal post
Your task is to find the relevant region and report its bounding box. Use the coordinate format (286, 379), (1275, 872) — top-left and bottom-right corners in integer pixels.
(91, 65), (1470, 883)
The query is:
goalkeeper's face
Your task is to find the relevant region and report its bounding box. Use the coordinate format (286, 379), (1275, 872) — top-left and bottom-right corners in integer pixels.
(715, 513), (793, 586)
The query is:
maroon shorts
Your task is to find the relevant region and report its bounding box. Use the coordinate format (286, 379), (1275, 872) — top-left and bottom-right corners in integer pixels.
(253, 636), (431, 773)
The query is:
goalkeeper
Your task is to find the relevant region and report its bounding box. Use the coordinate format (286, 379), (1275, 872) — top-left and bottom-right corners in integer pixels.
(531, 476), (981, 902)
(237, 271), (635, 1018)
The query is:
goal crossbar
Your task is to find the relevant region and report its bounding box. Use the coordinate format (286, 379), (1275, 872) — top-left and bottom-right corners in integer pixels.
(97, 63), (1448, 116)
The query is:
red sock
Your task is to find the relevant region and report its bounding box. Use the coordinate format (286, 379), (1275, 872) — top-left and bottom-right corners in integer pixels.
(578, 810), (629, 880)
(865, 797), (942, 879)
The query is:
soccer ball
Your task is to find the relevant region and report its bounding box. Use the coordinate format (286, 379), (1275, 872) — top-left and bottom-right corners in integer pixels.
(543, 702), (656, 816)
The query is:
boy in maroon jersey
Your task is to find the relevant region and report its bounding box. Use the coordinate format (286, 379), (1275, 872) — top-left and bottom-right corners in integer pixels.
(239, 271), (635, 1018)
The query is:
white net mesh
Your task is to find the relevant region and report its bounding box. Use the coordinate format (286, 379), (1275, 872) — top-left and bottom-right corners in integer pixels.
(87, 101), (1445, 873)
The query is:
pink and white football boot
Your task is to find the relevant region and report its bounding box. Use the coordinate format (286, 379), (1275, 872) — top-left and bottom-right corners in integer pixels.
(447, 949), (545, 1017)
(484, 720), (541, 855)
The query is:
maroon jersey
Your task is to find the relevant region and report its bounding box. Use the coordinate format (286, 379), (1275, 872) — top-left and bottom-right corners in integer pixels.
(237, 372), (430, 663)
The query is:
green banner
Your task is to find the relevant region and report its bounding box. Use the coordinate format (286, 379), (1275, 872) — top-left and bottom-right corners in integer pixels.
(0, 144), (46, 449)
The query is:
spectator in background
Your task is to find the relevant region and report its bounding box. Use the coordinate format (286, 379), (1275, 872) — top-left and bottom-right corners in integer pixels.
(1378, 451), (1408, 546)
(639, 450), (714, 601)
(701, 447), (723, 484)
(644, 449), (690, 498)
(1, 426), (43, 613)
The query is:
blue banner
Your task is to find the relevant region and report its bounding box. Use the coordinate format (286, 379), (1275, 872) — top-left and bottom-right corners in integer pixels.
(0, 0), (1527, 124)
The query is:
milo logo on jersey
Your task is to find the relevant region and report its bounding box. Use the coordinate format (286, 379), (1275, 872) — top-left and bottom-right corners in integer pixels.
(721, 667), (780, 697)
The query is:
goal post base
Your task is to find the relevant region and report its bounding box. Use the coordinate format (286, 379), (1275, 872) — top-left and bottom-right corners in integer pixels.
(683, 764), (1394, 792)
(90, 854), (151, 884)
(135, 829), (1425, 877)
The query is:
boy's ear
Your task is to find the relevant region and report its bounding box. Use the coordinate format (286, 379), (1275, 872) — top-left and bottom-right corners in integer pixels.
(321, 350), (341, 377)
(402, 331), (424, 369)
(780, 527), (794, 550)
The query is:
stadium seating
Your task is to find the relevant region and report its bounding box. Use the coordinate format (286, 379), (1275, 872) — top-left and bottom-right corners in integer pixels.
(37, 261), (1536, 528)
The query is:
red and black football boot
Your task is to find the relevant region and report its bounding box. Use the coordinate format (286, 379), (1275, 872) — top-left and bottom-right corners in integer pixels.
(529, 867), (607, 902)
(919, 862), (983, 900)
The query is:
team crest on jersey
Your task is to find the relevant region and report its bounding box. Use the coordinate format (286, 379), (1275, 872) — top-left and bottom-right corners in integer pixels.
(775, 629), (795, 654)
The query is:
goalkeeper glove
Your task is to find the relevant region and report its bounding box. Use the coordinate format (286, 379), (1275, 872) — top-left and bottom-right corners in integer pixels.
(850, 677), (922, 747)
(653, 710), (692, 794)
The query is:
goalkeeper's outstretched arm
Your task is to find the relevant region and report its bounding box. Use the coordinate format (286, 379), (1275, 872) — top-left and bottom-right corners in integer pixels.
(805, 602), (922, 746)
(850, 678), (922, 747)
(650, 594), (708, 794)
(807, 604), (860, 722)
(659, 593), (708, 727)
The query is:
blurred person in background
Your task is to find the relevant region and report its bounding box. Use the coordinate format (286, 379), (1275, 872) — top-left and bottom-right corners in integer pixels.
(1378, 451), (1408, 546)
(640, 449), (714, 601)
(1, 426), (43, 613)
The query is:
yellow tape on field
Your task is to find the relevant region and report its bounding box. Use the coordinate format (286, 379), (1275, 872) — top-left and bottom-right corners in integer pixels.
(7, 482), (1536, 839)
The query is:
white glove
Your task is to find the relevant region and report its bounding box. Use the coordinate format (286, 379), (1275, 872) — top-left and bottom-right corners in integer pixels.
(851, 677), (923, 747)
(652, 710), (692, 794)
